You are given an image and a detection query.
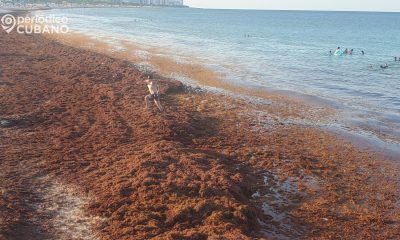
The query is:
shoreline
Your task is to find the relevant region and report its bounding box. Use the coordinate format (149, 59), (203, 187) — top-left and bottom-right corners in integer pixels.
(45, 29), (400, 162)
(0, 27), (399, 239)
(9, 8), (399, 152)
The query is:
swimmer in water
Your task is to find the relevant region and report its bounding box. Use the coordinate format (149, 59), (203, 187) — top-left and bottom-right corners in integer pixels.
(334, 47), (341, 55)
(380, 64), (389, 69)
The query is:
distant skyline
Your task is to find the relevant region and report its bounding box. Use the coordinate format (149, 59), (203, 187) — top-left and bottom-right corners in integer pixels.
(185, 0), (400, 12)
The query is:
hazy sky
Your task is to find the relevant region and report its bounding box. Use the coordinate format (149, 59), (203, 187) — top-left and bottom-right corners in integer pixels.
(185, 0), (400, 12)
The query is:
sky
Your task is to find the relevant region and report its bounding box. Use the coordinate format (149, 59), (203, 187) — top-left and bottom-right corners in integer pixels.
(184, 0), (400, 12)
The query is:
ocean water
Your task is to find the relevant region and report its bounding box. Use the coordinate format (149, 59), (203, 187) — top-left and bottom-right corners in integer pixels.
(36, 8), (400, 150)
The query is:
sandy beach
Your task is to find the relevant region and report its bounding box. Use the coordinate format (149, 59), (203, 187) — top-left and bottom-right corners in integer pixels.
(0, 25), (399, 240)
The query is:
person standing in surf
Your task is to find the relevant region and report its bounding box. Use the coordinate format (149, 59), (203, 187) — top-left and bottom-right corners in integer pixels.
(334, 47), (341, 55)
(144, 76), (163, 111)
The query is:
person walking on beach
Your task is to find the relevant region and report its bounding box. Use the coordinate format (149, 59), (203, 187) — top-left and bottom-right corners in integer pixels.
(144, 76), (163, 111)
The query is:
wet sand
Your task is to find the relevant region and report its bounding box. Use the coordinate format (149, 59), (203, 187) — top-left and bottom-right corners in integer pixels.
(0, 29), (399, 239)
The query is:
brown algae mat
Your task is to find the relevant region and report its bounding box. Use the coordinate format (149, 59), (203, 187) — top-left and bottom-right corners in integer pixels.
(0, 30), (399, 239)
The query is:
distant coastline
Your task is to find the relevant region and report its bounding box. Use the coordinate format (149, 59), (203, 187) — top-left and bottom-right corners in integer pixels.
(0, 6), (188, 12)
(0, 1), (188, 12)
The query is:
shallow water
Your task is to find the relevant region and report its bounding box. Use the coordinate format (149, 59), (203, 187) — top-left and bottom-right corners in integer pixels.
(35, 8), (400, 149)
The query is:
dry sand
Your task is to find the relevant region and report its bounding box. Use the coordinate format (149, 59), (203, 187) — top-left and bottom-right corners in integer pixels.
(0, 30), (399, 239)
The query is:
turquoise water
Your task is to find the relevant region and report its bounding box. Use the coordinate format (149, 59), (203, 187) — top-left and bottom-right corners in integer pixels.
(37, 8), (400, 148)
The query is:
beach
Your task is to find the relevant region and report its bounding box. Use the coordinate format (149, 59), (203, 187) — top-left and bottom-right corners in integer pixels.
(0, 25), (399, 240)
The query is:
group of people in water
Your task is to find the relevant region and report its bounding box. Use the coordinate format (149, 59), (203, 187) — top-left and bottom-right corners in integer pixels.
(330, 46), (399, 70)
(329, 47), (364, 56)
